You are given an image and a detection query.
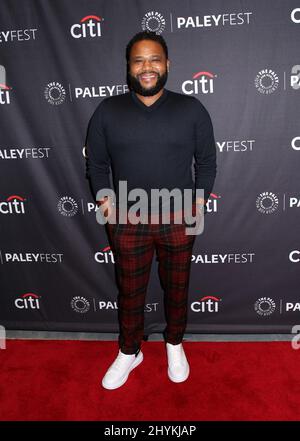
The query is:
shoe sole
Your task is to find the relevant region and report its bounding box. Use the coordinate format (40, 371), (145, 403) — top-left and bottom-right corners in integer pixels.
(168, 364), (190, 383)
(102, 352), (143, 390)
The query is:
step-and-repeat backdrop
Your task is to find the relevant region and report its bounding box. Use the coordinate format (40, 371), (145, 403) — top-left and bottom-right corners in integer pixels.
(1, 1), (299, 335)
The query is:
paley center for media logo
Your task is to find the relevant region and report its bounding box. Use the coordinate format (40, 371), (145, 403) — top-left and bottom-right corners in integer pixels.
(255, 69), (279, 94)
(256, 192), (279, 214)
(57, 194), (101, 218)
(255, 296), (300, 316)
(44, 82), (66, 105)
(70, 14), (103, 39)
(57, 196), (79, 217)
(70, 295), (158, 313)
(44, 81), (127, 104)
(182, 70), (217, 95)
(0, 195), (26, 214)
(141, 11), (166, 34)
(256, 191), (300, 214)
(55, 195), (103, 218)
(255, 65), (300, 93)
(141, 10), (253, 33)
(0, 65), (12, 104)
(71, 296), (90, 313)
(254, 297), (276, 316)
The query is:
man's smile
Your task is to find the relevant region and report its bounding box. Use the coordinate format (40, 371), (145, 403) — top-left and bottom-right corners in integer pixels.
(139, 72), (158, 82)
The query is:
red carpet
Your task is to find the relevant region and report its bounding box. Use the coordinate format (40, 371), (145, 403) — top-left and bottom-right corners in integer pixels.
(0, 340), (299, 421)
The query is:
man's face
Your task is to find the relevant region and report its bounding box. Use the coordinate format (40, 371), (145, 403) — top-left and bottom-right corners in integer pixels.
(127, 39), (169, 96)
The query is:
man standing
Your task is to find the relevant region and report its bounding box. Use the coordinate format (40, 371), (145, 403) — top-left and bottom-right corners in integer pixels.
(86, 31), (217, 390)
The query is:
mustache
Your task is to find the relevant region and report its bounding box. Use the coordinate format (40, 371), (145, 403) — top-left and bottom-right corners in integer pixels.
(139, 71), (159, 75)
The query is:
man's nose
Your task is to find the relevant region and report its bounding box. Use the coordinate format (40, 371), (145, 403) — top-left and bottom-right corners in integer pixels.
(142, 59), (153, 69)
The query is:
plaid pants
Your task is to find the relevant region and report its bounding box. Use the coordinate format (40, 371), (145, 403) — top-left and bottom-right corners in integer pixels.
(106, 204), (197, 355)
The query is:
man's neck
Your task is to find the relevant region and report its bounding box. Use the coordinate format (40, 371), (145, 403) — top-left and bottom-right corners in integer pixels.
(134, 88), (164, 107)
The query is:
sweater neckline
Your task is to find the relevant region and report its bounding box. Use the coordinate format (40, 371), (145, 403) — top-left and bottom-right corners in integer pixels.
(130, 88), (169, 112)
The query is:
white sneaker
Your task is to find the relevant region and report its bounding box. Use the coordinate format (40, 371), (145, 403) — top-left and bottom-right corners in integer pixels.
(166, 342), (190, 383)
(102, 349), (143, 390)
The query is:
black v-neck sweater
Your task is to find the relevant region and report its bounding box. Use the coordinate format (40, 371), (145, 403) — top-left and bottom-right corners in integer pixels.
(86, 88), (217, 212)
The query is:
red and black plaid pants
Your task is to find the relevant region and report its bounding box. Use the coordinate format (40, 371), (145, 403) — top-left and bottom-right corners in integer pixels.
(106, 204), (197, 355)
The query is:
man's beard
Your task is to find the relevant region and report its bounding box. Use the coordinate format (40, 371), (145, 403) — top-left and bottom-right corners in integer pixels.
(127, 70), (168, 96)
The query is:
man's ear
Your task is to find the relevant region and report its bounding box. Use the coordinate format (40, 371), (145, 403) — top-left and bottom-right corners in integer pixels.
(167, 60), (170, 72)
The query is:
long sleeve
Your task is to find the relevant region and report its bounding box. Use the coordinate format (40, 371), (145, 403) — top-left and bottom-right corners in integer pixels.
(86, 100), (112, 200)
(193, 100), (217, 204)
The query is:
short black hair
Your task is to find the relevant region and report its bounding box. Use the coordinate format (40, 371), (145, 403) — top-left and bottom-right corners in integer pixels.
(126, 31), (168, 64)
